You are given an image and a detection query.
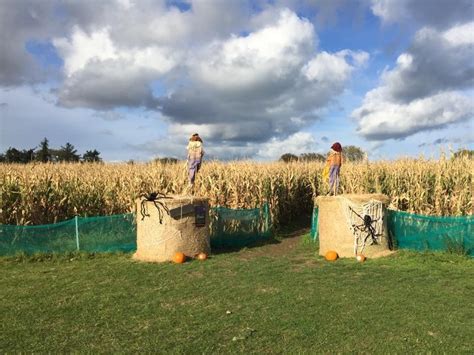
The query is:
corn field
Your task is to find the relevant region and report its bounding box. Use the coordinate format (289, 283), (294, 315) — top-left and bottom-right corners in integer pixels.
(1, 158), (472, 226)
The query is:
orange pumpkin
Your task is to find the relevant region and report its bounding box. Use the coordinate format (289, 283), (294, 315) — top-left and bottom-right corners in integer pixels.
(196, 252), (208, 261)
(356, 254), (366, 262)
(325, 250), (338, 261)
(173, 252), (186, 264)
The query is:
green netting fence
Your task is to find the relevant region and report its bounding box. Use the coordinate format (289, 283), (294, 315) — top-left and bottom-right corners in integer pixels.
(3, 204), (472, 257)
(386, 210), (474, 256)
(0, 204), (272, 256)
(310, 208), (474, 256)
(310, 207), (319, 241)
(211, 203), (271, 248)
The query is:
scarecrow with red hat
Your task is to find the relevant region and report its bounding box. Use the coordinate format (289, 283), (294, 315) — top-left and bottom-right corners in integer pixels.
(326, 142), (343, 195)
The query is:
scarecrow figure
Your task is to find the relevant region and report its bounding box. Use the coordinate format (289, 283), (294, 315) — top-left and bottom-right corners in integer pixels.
(325, 142), (343, 195)
(187, 133), (204, 192)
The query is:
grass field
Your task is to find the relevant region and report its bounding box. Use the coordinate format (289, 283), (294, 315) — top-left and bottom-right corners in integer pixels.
(1, 233), (473, 353)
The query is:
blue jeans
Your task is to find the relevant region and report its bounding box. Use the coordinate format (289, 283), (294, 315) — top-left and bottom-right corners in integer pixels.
(329, 165), (340, 193)
(188, 159), (201, 185)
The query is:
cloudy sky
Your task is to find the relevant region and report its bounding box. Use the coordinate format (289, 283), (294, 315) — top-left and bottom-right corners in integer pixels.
(0, 0), (473, 161)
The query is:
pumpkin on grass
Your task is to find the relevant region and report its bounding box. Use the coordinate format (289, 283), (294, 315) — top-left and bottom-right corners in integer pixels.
(325, 250), (338, 261)
(173, 252), (186, 264)
(356, 254), (366, 262)
(196, 252), (208, 261)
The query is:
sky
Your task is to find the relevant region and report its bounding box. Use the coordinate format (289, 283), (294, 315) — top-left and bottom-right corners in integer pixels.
(0, 0), (473, 161)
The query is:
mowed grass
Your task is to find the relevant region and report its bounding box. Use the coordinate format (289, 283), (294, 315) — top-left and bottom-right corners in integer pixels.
(1, 236), (473, 353)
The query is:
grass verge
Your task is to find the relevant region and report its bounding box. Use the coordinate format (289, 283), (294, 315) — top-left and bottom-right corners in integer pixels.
(1, 235), (473, 353)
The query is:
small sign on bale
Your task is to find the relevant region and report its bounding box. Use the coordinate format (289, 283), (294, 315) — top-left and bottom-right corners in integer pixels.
(168, 204), (195, 218)
(194, 205), (206, 227)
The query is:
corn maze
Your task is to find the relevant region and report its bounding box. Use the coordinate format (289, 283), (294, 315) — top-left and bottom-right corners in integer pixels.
(1, 157), (472, 226)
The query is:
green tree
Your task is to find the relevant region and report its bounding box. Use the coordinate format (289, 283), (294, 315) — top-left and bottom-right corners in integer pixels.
(299, 153), (326, 162)
(21, 148), (35, 163)
(49, 149), (60, 162)
(4, 147), (35, 163)
(57, 142), (80, 162)
(82, 149), (102, 163)
(154, 157), (178, 164)
(343, 145), (366, 162)
(36, 137), (51, 163)
(5, 147), (22, 163)
(453, 149), (474, 159)
(279, 153), (299, 162)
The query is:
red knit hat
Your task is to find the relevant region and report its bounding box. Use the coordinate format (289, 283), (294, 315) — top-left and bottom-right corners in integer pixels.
(331, 142), (342, 152)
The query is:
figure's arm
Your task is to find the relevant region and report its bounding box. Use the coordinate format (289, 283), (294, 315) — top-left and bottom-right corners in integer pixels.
(186, 142), (191, 160)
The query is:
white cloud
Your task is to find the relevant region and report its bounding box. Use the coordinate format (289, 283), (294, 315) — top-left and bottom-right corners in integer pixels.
(256, 132), (317, 160)
(370, 0), (473, 29)
(191, 9), (314, 92)
(302, 50), (367, 83)
(54, 27), (118, 77)
(53, 26), (181, 109)
(353, 20), (474, 141)
(354, 91), (473, 140)
(116, 0), (133, 10)
(54, 26), (178, 77)
(442, 21), (474, 46)
(0, 1), (369, 159)
(394, 53), (412, 69)
(159, 9), (367, 144)
(370, 0), (409, 24)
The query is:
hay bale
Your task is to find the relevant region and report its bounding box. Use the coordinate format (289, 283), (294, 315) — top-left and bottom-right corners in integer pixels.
(315, 194), (393, 258)
(133, 195), (211, 262)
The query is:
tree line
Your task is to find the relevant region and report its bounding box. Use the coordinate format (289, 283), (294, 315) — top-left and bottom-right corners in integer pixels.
(0, 138), (102, 163)
(280, 145), (367, 162)
(279, 146), (473, 162)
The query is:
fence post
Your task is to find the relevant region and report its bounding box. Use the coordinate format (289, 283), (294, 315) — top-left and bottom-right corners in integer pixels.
(75, 216), (80, 251)
(311, 208), (318, 241)
(263, 202), (270, 233)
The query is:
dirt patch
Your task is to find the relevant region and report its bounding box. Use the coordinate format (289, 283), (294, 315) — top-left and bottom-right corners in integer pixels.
(236, 228), (309, 260)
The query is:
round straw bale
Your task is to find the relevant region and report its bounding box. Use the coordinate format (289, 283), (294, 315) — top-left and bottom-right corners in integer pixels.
(315, 194), (394, 258)
(133, 195), (211, 262)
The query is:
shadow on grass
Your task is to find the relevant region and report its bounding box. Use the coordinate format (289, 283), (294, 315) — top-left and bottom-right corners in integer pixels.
(211, 213), (312, 255)
(0, 250), (128, 263)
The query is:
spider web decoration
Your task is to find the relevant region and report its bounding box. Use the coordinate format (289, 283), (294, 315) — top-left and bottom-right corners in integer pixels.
(343, 199), (385, 256)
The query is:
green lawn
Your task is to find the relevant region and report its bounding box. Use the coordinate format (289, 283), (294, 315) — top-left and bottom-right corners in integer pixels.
(1, 235), (473, 353)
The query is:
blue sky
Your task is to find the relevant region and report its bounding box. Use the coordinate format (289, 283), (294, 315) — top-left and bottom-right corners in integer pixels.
(0, 0), (473, 161)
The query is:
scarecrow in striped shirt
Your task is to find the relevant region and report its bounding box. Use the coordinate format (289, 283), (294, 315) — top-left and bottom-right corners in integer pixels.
(186, 133), (204, 192)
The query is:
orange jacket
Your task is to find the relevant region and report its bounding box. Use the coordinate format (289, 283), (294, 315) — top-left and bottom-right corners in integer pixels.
(326, 150), (343, 166)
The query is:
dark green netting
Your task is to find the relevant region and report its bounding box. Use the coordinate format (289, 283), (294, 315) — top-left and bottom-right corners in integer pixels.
(0, 219), (77, 255)
(0, 214), (136, 256)
(310, 208), (318, 241)
(210, 203), (271, 248)
(72, 214), (136, 253)
(0, 204), (271, 256)
(387, 210), (474, 256)
(309, 207), (473, 256)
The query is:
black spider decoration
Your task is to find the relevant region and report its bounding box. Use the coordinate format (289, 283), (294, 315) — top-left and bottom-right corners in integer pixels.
(349, 206), (380, 246)
(139, 192), (171, 223)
